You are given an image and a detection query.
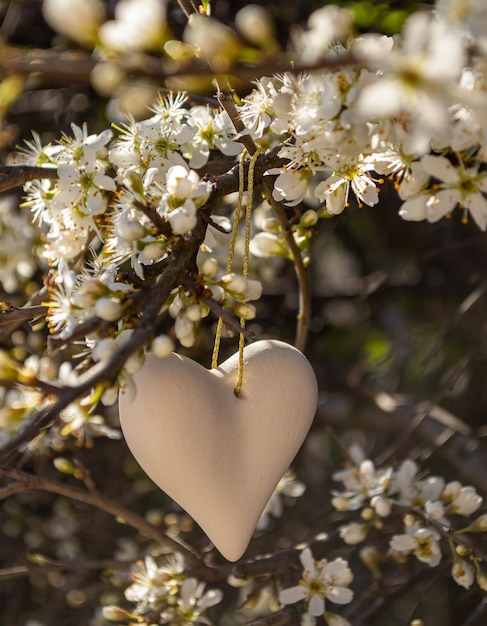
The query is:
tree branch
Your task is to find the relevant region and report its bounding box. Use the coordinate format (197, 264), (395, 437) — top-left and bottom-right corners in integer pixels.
(0, 165), (58, 192)
(0, 557), (134, 581)
(0, 466), (202, 567)
(1, 43), (358, 86)
(0, 304), (48, 326)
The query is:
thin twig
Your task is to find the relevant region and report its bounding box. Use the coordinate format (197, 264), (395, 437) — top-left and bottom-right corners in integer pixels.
(199, 294), (256, 341)
(375, 357), (471, 467)
(319, 389), (487, 493)
(133, 199), (172, 236)
(0, 304), (48, 326)
(263, 185), (311, 352)
(244, 609), (295, 626)
(0, 287), (49, 344)
(0, 165), (58, 192)
(0, 466), (202, 566)
(0, 557), (134, 581)
(177, 0), (198, 18)
(2, 43), (358, 85)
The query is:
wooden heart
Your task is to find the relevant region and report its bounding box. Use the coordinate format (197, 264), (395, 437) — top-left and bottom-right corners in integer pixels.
(118, 339), (318, 561)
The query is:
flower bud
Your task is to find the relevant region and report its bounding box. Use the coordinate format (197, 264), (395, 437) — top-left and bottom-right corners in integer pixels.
(234, 302), (256, 320)
(166, 165), (193, 199)
(359, 545), (382, 578)
(477, 570), (487, 591)
(221, 273), (247, 294)
(92, 338), (117, 362)
(116, 218), (144, 241)
(250, 232), (287, 258)
(452, 559), (475, 589)
(243, 279), (263, 302)
(464, 513), (487, 532)
(361, 507), (375, 521)
(124, 351), (144, 374)
(140, 241), (166, 262)
(262, 217), (280, 233)
(164, 40), (195, 61)
(186, 304), (202, 322)
(178, 332), (195, 348)
(202, 257), (219, 277)
(152, 335), (174, 358)
(167, 203), (197, 235)
(425, 500), (445, 520)
(53, 458), (76, 475)
(94, 297), (122, 322)
(102, 605), (136, 621)
(371, 496), (392, 517)
(339, 521), (367, 544)
(300, 209), (318, 228)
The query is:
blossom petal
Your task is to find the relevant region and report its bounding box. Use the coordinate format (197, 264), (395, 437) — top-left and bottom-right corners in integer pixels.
(427, 189), (460, 222)
(279, 585), (307, 606)
(464, 192), (487, 231)
(325, 585), (354, 605)
(308, 593), (325, 617)
(421, 155), (459, 184)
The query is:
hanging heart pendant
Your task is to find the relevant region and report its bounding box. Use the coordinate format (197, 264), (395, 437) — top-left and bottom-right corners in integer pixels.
(118, 339), (318, 561)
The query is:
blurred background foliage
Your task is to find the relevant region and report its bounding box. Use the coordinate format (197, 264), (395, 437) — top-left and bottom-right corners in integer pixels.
(1, 1), (487, 625)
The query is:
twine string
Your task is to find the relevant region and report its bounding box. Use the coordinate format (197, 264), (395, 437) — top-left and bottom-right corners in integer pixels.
(234, 147), (261, 396)
(211, 150), (247, 370)
(211, 148), (261, 395)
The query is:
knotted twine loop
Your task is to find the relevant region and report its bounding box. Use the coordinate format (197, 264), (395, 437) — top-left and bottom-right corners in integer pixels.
(211, 147), (262, 396)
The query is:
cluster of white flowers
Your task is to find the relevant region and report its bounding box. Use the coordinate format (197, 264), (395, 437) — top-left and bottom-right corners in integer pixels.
(238, 0), (487, 264)
(14, 92), (250, 358)
(9, 0), (487, 426)
(331, 452), (487, 590)
(102, 554), (222, 625)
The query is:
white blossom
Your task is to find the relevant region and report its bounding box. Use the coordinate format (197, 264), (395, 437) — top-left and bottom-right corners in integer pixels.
(42, 0), (104, 47)
(390, 524), (442, 567)
(452, 559), (475, 589)
(279, 548), (353, 617)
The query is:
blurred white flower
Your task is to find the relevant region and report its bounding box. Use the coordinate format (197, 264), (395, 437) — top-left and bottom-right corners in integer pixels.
(332, 459), (392, 511)
(421, 154), (487, 230)
(443, 482), (483, 515)
(42, 0), (104, 47)
(452, 559), (475, 589)
(390, 524), (442, 567)
(257, 471), (306, 530)
(354, 12), (466, 153)
(339, 522), (368, 545)
(161, 577), (223, 624)
(292, 6), (354, 62)
(99, 0), (167, 52)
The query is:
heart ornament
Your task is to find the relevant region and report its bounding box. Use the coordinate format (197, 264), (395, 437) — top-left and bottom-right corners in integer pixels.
(118, 339), (318, 561)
